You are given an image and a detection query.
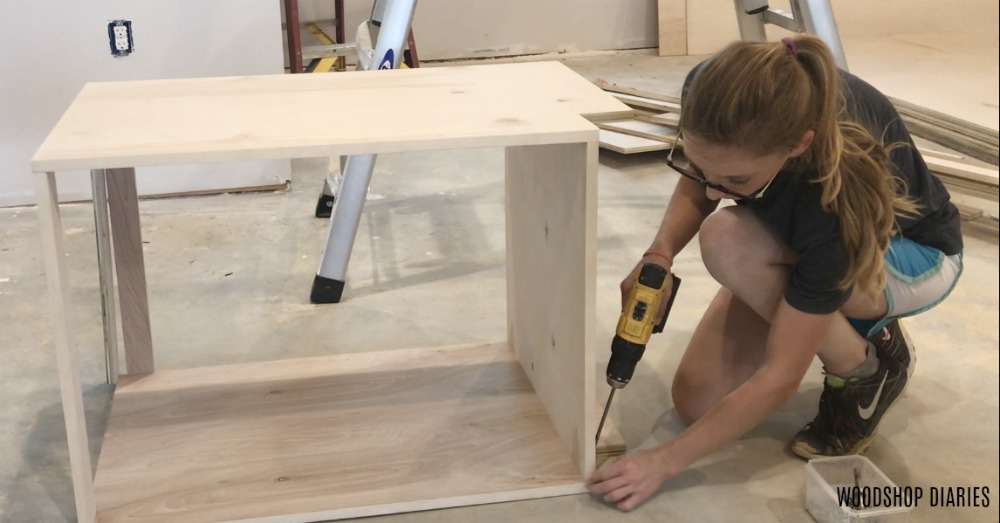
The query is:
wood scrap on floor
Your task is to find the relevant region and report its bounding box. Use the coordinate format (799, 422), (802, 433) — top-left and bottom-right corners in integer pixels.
(640, 112), (681, 127)
(890, 96), (999, 166)
(594, 78), (682, 105)
(593, 79), (682, 155)
(597, 119), (679, 144)
(920, 149), (999, 200)
(924, 156), (999, 198)
(608, 93), (681, 114)
(918, 147), (999, 225)
(599, 130), (672, 154)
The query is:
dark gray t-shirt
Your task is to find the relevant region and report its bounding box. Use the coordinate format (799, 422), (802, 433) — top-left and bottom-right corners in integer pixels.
(683, 66), (963, 314)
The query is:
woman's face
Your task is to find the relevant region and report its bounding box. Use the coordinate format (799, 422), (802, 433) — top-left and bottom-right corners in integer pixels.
(677, 133), (790, 201)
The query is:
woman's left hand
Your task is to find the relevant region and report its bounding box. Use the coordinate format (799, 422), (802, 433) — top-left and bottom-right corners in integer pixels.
(585, 445), (678, 511)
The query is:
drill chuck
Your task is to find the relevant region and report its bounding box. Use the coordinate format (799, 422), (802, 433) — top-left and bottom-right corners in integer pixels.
(606, 335), (645, 388)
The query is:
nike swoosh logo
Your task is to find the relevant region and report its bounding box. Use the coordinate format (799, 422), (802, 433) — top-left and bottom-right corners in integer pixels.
(858, 373), (888, 420)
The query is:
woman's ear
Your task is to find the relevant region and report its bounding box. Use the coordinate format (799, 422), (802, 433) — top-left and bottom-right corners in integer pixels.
(790, 130), (815, 157)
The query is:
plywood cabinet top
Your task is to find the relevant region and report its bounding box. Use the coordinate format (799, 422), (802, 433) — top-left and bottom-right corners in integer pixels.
(32, 61), (631, 172)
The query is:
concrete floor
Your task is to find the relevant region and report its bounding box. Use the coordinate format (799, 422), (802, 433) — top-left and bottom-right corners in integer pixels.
(1, 49), (998, 522)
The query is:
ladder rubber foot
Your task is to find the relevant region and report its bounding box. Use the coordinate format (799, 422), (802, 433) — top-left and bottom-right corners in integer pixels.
(315, 193), (336, 218)
(310, 275), (345, 303)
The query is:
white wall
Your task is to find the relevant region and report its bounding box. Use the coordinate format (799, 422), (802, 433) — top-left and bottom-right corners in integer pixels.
(298, 0), (659, 61)
(5, 1), (991, 206)
(0, 0), (290, 207)
(1, 0), (659, 207)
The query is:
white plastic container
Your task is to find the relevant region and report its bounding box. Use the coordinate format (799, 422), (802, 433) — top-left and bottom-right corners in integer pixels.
(805, 456), (913, 523)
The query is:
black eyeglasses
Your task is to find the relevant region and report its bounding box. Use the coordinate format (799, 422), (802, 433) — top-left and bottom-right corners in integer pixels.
(666, 133), (780, 200)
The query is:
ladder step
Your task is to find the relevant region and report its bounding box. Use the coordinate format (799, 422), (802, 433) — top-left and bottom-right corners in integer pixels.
(302, 43), (358, 60)
(281, 18), (340, 30)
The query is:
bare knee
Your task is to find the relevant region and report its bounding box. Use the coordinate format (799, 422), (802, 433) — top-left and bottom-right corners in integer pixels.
(699, 207), (757, 287)
(671, 368), (715, 425)
(700, 206), (794, 289)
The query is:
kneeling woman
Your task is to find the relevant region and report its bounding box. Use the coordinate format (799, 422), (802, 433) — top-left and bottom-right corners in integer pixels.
(587, 35), (963, 511)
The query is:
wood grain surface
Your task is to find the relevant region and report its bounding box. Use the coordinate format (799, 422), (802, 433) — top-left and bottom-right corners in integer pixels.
(106, 168), (154, 375)
(94, 343), (585, 522)
(36, 61), (619, 520)
(31, 62), (631, 172)
(657, 0), (688, 57)
(35, 172), (97, 522)
(505, 143), (597, 478)
(597, 119), (679, 143)
(598, 130), (672, 154)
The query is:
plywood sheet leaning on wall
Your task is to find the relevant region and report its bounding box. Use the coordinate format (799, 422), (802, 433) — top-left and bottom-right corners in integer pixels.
(658, 0), (688, 56)
(685, 0), (742, 55)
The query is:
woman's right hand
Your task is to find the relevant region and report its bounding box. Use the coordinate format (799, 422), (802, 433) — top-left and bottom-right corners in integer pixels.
(620, 251), (675, 322)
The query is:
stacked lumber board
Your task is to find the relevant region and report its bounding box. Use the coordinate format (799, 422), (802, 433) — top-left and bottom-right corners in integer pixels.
(593, 79), (682, 154)
(921, 149), (999, 200)
(885, 98), (998, 222)
(890, 96), (1000, 166)
(919, 148), (999, 224)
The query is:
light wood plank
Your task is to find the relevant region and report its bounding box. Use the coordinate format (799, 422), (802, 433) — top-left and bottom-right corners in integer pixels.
(917, 147), (967, 162)
(505, 143), (597, 478)
(934, 177), (999, 201)
(93, 343), (584, 522)
(611, 93), (682, 114)
(891, 96), (1000, 164)
(597, 119), (679, 143)
(954, 202), (985, 221)
(642, 112), (682, 127)
(599, 130), (673, 154)
(658, 0), (688, 56)
(593, 79), (682, 105)
(30, 62), (630, 172)
(34, 171), (97, 523)
(923, 156), (999, 187)
(106, 168), (154, 375)
(925, 156), (1000, 201)
(686, 0), (741, 55)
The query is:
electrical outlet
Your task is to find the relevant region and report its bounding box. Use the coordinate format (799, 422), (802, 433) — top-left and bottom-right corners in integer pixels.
(107, 20), (134, 57)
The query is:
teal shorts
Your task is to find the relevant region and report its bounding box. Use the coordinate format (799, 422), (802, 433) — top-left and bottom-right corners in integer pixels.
(849, 236), (963, 337)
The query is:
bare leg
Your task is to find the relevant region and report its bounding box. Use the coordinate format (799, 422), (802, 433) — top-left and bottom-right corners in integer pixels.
(672, 287), (770, 423)
(672, 207), (888, 422)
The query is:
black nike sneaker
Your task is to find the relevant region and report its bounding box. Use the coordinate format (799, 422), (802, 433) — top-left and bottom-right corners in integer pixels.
(868, 319), (915, 379)
(789, 340), (909, 459)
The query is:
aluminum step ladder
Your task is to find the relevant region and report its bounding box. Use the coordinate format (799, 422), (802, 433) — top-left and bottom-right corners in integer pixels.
(310, 0), (418, 303)
(733, 0), (848, 70)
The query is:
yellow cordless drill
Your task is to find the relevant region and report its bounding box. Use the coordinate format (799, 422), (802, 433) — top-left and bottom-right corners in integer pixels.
(596, 263), (681, 443)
